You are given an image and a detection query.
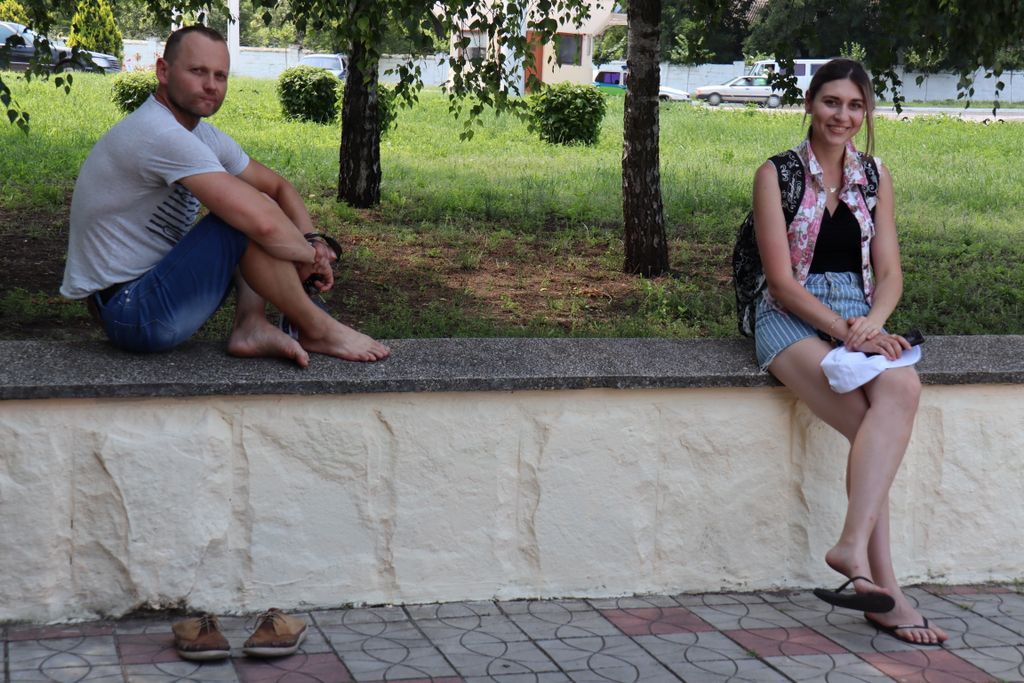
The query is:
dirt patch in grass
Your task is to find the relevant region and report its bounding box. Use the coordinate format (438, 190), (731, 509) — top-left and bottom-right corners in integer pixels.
(0, 204), (103, 340)
(0, 204), (734, 342)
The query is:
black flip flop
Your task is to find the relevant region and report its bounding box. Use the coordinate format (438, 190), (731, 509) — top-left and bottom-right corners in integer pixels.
(866, 615), (945, 646)
(813, 576), (895, 613)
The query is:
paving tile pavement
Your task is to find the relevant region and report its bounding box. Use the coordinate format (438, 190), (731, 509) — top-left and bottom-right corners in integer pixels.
(3, 585), (1022, 682)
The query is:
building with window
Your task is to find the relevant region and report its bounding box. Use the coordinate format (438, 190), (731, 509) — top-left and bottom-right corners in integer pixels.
(448, 1), (625, 92)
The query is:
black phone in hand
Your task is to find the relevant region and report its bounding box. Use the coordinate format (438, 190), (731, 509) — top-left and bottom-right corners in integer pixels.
(863, 329), (924, 356)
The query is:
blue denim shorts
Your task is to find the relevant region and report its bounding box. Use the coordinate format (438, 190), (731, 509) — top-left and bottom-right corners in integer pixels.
(754, 272), (870, 371)
(94, 214), (249, 353)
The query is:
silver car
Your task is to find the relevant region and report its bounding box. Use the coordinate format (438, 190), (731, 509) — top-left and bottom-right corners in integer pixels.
(693, 76), (781, 108)
(298, 53), (347, 79)
(0, 21), (120, 73)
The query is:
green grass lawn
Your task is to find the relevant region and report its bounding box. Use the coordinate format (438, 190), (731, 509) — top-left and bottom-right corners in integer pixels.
(1, 72), (1022, 340)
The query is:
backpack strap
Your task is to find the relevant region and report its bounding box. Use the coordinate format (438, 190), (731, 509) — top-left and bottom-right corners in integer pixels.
(859, 153), (880, 214)
(771, 149), (805, 224)
(731, 151), (805, 338)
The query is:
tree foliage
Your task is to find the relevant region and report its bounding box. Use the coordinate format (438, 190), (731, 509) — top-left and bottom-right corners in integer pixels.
(0, 0), (29, 23)
(734, 0), (1024, 109)
(110, 0), (169, 40)
(743, 0), (870, 61)
(664, 0), (749, 64)
(68, 0), (124, 58)
(593, 24), (625, 66)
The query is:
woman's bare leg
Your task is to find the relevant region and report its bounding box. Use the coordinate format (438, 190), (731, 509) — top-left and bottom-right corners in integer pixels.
(866, 476), (948, 642)
(771, 340), (945, 641)
(824, 367), (920, 583)
(768, 337), (884, 594)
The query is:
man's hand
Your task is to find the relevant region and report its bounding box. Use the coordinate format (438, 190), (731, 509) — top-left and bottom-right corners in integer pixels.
(296, 239), (337, 291)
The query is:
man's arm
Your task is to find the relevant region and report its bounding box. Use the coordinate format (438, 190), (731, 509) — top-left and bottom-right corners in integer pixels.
(234, 159), (337, 289)
(236, 159), (315, 234)
(178, 169), (316, 264)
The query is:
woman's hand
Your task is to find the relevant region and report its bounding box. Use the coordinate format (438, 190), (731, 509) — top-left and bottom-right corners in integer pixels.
(852, 332), (911, 361)
(845, 315), (885, 349)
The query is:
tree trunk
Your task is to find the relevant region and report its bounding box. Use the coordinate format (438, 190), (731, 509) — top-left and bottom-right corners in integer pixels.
(622, 0), (668, 276)
(338, 37), (381, 207)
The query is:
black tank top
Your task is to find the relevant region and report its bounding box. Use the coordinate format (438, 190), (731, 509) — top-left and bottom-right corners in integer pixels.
(810, 201), (861, 273)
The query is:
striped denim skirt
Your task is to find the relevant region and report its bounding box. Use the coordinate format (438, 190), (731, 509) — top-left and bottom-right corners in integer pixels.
(754, 272), (870, 371)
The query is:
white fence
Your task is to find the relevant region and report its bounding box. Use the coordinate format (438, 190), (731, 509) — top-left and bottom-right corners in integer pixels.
(123, 40), (1024, 102)
(654, 59), (1024, 103)
(122, 39), (450, 85)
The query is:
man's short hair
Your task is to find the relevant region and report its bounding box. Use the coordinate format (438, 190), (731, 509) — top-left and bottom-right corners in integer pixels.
(163, 25), (226, 63)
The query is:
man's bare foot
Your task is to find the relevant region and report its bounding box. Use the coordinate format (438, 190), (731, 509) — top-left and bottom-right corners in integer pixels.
(228, 316), (310, 367)
(866, 596), (949, 645)
(299, 319), (390, 362)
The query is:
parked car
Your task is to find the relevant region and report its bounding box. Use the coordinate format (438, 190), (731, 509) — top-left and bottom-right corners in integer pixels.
(692, 75), (781, 108)
(0, 21), (121, 73)
(593, 67), (690, 102)
(298, 53), (347, 79)
(748, 58), (832, 96)
(593, 66), (626, 88)
(658, 85), (690, 102)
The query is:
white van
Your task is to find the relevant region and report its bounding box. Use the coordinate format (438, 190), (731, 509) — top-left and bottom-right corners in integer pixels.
(747, 58), (833, 96)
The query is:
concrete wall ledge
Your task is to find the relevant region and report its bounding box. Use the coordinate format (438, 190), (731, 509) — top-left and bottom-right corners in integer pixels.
(1, 336), (1022, 623)
(2, 335), (1023, 400)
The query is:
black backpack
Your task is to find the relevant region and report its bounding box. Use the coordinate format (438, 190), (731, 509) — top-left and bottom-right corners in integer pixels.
(732, 150), (879, 337)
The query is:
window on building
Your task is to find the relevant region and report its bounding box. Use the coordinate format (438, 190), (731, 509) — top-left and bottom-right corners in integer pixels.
(460, 31), (486, 61)
(556, 34), (582, 66)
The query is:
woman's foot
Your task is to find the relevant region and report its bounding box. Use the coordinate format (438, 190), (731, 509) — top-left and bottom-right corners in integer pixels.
(815, 544), (896, 612)
(866, 595), (949, 645)
(824, 545), (894, 601)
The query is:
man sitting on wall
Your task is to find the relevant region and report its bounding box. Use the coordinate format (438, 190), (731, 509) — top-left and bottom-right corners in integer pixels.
(60, 25), (389, 366)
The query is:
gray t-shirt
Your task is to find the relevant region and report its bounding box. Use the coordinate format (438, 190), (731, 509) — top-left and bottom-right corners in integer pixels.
(61, 96), (249, 299)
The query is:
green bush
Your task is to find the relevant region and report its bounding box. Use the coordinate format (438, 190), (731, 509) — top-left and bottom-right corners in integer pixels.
(0, 0), (29, 23)
(110, 70), (157, 113)
(67, 0), (123, 60)
(277, 65), (341, 123)
(527, 83), (607, 146)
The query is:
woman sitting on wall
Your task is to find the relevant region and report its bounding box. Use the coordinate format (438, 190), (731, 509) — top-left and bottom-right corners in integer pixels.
(751, 58), (947, 646)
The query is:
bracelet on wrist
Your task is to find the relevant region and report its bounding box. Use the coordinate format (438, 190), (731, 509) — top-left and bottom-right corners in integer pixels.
(826, 316), (843, 344)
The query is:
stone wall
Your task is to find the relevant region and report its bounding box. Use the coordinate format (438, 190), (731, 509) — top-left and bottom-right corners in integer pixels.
(1, 338), (1022, 623)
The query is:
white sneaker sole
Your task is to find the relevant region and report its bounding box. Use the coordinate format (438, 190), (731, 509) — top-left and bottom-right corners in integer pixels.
(176, 648), (231, 661)
(242, 626), (307, 658)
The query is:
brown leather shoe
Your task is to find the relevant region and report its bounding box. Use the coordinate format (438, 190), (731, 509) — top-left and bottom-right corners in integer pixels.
(242, 608), (307, 658)
(172, 614), (231, 661)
